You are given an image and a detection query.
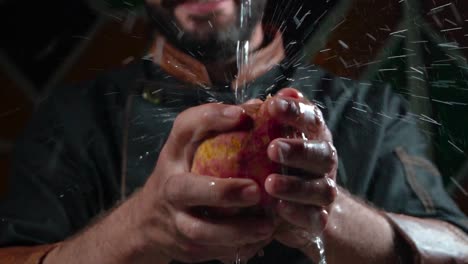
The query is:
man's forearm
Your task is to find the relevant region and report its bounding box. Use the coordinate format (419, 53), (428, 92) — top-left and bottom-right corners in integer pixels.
(308, 187), (468, 264)
(303, 188), (403, 264)
(43, 193), (170, 264)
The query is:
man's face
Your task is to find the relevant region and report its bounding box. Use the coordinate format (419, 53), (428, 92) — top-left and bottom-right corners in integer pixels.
(145, 0), (268, 61)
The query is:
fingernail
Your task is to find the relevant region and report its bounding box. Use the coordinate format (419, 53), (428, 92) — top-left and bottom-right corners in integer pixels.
(277, 98), (289, 112)
(276, 141), (291, 159)
(242, 185), (260, 201)
(223, 106), (244, 118)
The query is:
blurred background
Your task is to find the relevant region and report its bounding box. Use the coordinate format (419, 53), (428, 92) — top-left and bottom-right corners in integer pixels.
(0, 0), (467, 213)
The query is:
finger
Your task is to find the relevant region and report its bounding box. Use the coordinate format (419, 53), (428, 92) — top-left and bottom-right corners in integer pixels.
(245, 98), (263, 105)
(168, 103), (251, 159)
(265, 174), (337, 206)
(218, 240), (271, 263)
(175, 243), (234, 263)
(165, 173), (261, 207)
(268, 140), (338, 175)
(276, 88), (305, 100)
(267, 96), (326, 135)
(175, 212), (275, 246)
(274, 223), (325, 264)
(274, 222), (314, 251)
(176, 242), (263, 263)
(276, 200), (328, 234)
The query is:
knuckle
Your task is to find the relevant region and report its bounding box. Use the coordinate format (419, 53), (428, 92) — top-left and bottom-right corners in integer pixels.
(217, 181), (243, 204)
(305, 180), (321, 195)
(322, 179), (337, 205)
(323, 157), (336, 173)
(277, 176), (300, 194)
(203, 180), (226, 202)
(200, 109), (216, 124)
(216, 186), (232, 204)
(275, 97), (297, 116)
(171, 115), (190, 143)
(171, 104), (220, 143)
(302, 141), (314, 159)
(181, 220), (205, 242)
(302, 103), (323, 127)
(305, 180), (335, 206)
(290, 101), (301, 116)
(313, 105), (325, 127)
(200, 107), (217, 123)
(323, 142), (338, 172)
(319, 209), (329, 229)
(307, 209), (328, 234)
(163, 176), (182, 204)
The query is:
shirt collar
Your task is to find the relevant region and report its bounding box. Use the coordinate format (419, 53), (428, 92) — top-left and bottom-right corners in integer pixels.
(148, 28), (286, 89)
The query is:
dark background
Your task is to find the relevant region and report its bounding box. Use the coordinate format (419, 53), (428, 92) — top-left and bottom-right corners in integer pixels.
(1, 0), (467, 213)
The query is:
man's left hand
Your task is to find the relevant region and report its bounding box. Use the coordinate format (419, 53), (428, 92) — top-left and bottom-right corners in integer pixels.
(264, 88), (338, 258)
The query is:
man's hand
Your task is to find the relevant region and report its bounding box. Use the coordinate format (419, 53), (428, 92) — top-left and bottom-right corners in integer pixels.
(44, 103), (275, 264)
(262, 89), (338, 260)
(262, 89), (402, 264)
(134, 103), (276, 263)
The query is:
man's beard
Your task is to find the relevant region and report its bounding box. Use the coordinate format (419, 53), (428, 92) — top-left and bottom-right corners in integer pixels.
(146, 0), (267, 62)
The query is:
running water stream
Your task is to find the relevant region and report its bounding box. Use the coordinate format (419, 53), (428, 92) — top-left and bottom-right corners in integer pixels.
(233, 0), (327, 263)
(235, 39), (250, 104)
(234, 0), (252, 104)
(234, 251), (243, 264)
(231, 0), (251, 262)
(314, 235), (327, 264)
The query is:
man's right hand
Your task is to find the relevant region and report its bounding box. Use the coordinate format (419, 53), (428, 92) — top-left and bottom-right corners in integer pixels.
(42, 103), (275, 264)
(128, 103), (276, 263)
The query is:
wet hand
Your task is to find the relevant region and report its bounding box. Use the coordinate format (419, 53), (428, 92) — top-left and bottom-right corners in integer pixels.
(264, 88), (338, 258)
(134, 103), (275, 263)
